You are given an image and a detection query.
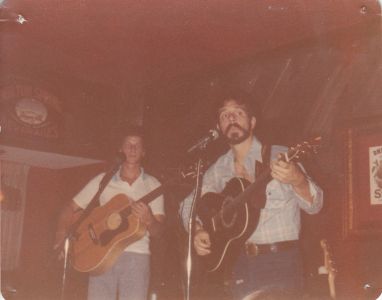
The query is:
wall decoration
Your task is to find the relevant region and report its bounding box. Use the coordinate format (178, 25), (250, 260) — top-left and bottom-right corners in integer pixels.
(0, 83), (63, 140)
(343, 119), (382, 238)
(369, 145), (382, 205)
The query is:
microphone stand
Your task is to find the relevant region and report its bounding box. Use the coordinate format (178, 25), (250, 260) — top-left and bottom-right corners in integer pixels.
(184, 156), (206, 300)
(58, 162), (121, 300)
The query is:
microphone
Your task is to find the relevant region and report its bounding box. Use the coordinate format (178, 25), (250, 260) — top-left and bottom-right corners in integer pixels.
(187, 129), (219, 153)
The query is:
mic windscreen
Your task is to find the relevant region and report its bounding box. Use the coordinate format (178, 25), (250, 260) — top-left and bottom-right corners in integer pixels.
(210, 129), (220, 141)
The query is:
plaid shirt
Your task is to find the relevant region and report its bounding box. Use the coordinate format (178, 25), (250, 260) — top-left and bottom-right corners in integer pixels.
(180, 136), (323, 244)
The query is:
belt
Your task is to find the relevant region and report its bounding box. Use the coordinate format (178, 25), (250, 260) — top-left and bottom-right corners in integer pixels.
(244, 240), (299, 256)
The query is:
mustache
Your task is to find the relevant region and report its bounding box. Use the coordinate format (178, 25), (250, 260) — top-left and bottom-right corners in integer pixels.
(225, 123), (244, 134)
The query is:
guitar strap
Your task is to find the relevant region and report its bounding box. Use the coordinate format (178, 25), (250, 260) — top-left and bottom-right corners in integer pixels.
(250, 144), (271, 209)
(255, 144), (271, 178)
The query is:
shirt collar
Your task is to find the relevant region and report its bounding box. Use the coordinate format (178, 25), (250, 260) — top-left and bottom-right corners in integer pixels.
(226, 135), (263, 163)
(249, 136), (263, 163)
(115, 167), (145, 182)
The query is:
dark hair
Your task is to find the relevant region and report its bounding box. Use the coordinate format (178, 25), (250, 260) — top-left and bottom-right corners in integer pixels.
(122, 125), (144, 138)
(214, 90), (258, 120)
(115, 125), (145, 148)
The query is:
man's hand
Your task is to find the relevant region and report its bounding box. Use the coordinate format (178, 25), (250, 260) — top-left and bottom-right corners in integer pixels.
(131, 202), (155, 226)
(270, 154), (313, 203)
(194, 229), (211, 256)
(270, 154), (306, 187)
(131, 202), (165, 238)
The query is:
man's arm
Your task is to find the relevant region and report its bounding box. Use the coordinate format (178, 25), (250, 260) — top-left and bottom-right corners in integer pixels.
(271, 156), (314, 202)
(53, 200), (83, 250)
(270, 156), (323, 213)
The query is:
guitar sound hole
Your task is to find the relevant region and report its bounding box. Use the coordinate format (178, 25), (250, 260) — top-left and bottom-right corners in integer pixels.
(106, 213), (122, 230)
(99, 218), (129, 246)
(220, 198), (237, 228)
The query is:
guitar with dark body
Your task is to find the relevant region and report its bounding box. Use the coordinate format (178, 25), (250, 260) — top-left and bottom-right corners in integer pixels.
(196, 138), (321, 273)
(197, 175), (269, 273)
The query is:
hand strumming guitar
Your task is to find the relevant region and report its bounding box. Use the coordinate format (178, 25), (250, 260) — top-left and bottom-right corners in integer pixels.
(194, 224), (211, 256)
(131, 202), (155, 226)
(131, 202), (165, 238)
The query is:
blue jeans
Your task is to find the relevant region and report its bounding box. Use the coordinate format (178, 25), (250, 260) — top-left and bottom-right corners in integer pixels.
(88, 252), (150, 300)
(231, 247), (303, 300)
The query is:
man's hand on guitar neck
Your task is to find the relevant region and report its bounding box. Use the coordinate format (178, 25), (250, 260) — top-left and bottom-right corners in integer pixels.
(270, 154), (313, 204)
(194, 224), (211, 256)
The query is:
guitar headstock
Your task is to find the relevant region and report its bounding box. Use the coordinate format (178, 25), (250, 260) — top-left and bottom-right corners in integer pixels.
(285, 136), (321, 163)
(180, 159), (211, 181)
(161, 162), (202, 187)
(180, 166), (198, 181)
(320, 239), (337, 274)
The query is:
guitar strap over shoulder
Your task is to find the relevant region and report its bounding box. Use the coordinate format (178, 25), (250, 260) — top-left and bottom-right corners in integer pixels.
(255, 144), (271, 179)
(251, 144), (271, 209)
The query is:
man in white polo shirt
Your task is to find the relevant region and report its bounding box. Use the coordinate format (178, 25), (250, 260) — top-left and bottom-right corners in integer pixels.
(54, 126), (165, 300)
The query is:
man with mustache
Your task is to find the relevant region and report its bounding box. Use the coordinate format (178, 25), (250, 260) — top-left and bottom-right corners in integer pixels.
(180, 91), (323, 299)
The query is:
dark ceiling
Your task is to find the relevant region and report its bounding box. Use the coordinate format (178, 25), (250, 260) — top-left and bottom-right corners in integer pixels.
(3, 0), (380, 88)
(1, 0), (382, 169)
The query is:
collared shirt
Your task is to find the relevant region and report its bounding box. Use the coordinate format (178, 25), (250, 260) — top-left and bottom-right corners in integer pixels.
(74, 168), (165, 254)
(180, 136), (323, 244)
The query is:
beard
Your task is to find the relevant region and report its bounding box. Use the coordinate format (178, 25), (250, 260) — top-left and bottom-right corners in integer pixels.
(224, 123), (251, 145)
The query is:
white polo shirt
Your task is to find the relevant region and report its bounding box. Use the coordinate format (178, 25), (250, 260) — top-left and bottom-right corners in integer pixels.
(73, 168), (165, 254)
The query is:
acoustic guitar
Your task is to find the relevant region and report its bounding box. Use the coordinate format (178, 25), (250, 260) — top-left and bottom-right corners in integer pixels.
(197, 137), (321, 272)
(70, 186), (165, 275)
